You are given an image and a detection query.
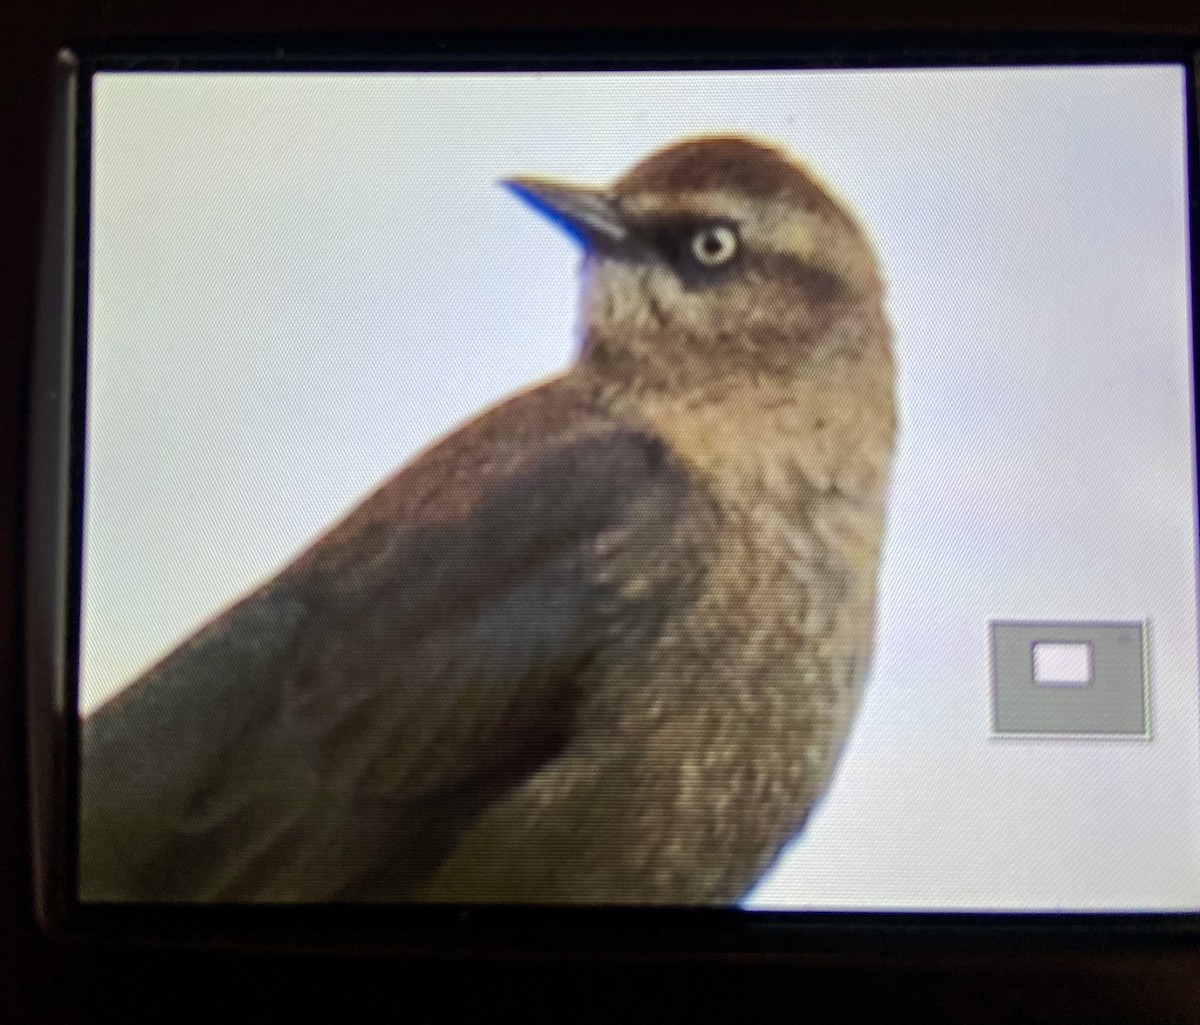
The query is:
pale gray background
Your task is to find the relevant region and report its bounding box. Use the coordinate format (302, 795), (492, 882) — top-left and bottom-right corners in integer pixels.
(83, 66), (1200, 910)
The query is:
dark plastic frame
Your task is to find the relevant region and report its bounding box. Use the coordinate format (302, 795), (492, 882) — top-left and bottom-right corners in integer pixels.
(25, 31), (1200, 959)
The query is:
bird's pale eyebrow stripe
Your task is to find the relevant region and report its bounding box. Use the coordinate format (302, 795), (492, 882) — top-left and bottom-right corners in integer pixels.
(634, 214), (850, 301)
(619, 193), (855, 265)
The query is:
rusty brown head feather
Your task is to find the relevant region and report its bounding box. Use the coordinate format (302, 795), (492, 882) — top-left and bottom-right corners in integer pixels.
(507, 136), (886, 394)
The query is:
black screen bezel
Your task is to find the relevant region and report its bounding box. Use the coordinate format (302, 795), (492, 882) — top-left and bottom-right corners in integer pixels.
(27, 31), (1200, 959)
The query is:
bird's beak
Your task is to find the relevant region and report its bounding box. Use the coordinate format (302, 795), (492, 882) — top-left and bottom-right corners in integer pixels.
(502, 178), (629, 249)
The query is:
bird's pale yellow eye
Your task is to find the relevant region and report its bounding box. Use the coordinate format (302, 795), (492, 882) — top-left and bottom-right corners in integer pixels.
(690, 225), (739, 267)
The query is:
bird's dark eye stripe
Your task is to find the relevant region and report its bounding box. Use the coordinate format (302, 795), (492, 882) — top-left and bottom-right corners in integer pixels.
(751, 251), (850, 304)
(642, 219), (740, 268)
(637, 219), (847, 301)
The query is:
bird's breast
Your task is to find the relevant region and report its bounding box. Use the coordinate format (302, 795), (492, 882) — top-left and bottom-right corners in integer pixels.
(627, 374), (896, 653)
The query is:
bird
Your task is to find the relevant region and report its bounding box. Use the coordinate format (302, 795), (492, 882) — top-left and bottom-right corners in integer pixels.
(80, 135), (897, 906)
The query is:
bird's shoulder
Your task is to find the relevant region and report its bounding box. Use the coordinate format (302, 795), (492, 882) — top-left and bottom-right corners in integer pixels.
(285, 375), (701, 589)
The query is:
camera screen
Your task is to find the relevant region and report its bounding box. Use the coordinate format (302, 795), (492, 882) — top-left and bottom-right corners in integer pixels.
(77, 64), (1200, 910)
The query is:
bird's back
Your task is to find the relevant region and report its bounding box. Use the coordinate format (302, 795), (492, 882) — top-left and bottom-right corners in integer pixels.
(80, 377), (710, 902)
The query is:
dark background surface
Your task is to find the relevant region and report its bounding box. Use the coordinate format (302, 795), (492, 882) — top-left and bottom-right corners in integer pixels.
(7, 2), (1200, 1021)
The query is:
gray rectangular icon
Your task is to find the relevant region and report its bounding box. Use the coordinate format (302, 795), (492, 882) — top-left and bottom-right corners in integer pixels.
(990, 621), (1149, 737)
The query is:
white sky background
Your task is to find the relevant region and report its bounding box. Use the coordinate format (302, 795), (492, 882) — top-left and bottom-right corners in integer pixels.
(84, 66), (1200, 910)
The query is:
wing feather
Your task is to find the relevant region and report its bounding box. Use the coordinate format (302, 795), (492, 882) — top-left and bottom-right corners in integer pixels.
(80, 382), (699, 901)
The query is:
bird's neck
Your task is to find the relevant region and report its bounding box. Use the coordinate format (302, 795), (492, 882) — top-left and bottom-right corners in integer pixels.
(569, 347), (896, 518)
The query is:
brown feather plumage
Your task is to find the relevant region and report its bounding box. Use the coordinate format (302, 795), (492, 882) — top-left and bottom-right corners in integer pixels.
(81, 135), (895, 905)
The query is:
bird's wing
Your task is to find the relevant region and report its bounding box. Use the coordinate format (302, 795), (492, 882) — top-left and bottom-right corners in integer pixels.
(80, 381), (708, 902)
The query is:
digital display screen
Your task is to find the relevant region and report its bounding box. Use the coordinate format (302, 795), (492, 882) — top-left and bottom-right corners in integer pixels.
(77, 64), (1200, 910)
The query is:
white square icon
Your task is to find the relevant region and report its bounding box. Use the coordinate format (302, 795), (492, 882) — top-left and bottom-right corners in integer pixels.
(1032, 641), (1093, 687)
(992, 622), (1146, 736)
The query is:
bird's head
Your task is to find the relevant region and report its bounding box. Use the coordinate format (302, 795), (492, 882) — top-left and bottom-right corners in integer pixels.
(505, 136), (888, 393)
